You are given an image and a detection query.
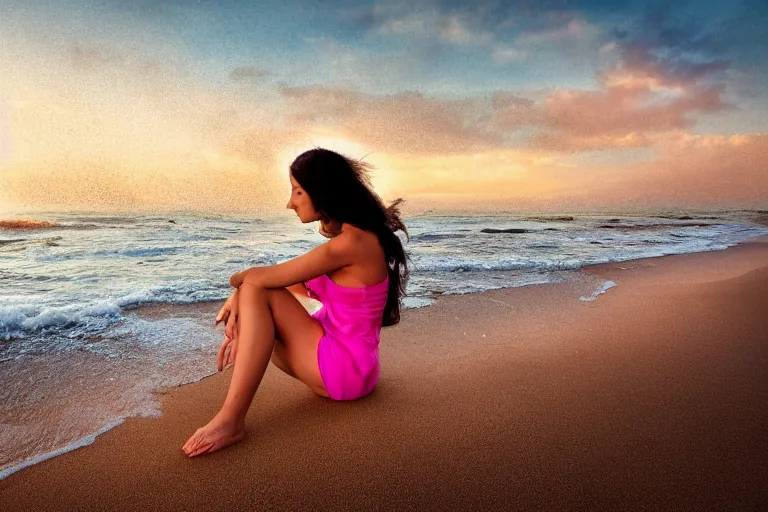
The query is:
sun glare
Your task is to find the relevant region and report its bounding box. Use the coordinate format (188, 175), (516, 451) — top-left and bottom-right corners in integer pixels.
(273, 133), (392, 198)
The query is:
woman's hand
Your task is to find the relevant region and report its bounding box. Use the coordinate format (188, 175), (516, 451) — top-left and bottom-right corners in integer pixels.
(217, 334), (238, 372)
(215, 289), (238, 327)
(216, 290), (240, 371)
(229, 266), (264, 289)
(216, 290), (240, 336)
(216, 289), (240, 371)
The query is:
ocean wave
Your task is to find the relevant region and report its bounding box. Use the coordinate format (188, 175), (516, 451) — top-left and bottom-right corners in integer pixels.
(411, 233), (468, 242)
(115, 285), (228, 309)
(177, 234), (229, 242)
(0, 238), (27, 246)
(597, 222), (718, 230)
(90, 246), (184, 258)
(410, 256), (585, 272)
(0, 270), (70, 283)
(0, 285), (230, 341)
(2, 214), (765, 341)
(0, 301), (122, 341)
(649, 214), (723, 220)
(64, 216), (140, 225)
(0, 236), (63, 252)
(53, 223), (105, 230)
(525, 216), (575, 222)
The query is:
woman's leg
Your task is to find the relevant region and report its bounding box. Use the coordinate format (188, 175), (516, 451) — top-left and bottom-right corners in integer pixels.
(182, 282), (275, 457)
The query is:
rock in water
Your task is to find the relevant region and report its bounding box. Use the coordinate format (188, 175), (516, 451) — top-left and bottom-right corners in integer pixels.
(480, 228), (527, 234)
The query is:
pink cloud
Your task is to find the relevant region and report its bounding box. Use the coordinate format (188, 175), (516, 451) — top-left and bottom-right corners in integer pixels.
(278, 85), (502, 154)
(563, 133), (768, 207)
(491, 61), (731, 152)
(525, 131), (654, 153)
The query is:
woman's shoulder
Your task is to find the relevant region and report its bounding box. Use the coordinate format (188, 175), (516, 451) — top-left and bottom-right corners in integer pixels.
(340, 223), (380, 251)
(338, 224), (387, 280)
(340, 222), (378, 240)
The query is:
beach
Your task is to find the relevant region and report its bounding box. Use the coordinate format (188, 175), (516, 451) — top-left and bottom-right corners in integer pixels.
(1, 235), (766, 510)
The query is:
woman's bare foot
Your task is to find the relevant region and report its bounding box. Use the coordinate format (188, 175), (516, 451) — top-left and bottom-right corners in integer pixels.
(182, 412), (246, 457)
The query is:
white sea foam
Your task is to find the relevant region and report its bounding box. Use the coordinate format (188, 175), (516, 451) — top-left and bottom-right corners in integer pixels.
(579, 280), (618, 301)
(0, 419), (125, 481)
(2, 213), (766, 341)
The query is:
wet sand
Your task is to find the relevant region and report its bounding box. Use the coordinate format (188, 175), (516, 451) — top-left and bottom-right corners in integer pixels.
(1, 236), (767, 511)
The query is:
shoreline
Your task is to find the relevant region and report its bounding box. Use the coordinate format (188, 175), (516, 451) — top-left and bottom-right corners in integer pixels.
(0, 233), (762, 480)
(2, 234), (767, 510)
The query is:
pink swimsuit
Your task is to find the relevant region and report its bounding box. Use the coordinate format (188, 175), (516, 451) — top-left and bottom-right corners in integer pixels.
(304, 273), (390, 401)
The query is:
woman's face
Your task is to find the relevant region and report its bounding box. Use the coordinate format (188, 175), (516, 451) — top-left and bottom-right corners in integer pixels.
(286, 172), (317, 223)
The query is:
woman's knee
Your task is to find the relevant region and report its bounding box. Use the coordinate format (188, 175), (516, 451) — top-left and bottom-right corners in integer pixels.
(239, 282), (269, 301)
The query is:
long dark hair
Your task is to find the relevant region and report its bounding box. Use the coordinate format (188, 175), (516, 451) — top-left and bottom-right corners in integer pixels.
(290, 147), (411, 327)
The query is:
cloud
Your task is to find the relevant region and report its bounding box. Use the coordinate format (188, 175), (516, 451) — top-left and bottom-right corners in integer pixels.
(526, 131), (654, 153)
(277, 84), (503, 154)
(359, 3), (496, 48)
(490, 91), (535, 110)
(515, 17), (598, 46)
(435, 13), (494, 45)
(339, 0), (522, 63)
(298, 35), (427, 91)
(565, 132), (768, 208)
(487, 17), (735, 153)
(490, 77), (730, 152)
(491, 46), (529, 63)
(607, 3), (733, 89)
(340, 1), (606, 67)
(495, 3), (740, 152)
(379, 131), (768, 212)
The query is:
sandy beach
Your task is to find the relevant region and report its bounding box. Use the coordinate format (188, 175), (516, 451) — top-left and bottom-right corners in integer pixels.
(1, 235), (766, 511)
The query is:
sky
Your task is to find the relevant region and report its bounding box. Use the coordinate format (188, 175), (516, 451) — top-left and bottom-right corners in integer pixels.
(0, 0), (766, 215)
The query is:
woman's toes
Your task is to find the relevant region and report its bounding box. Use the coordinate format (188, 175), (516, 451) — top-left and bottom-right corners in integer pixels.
(181, 421), (245, 457)
(182, 429), (205, 454)
(188, 441), (215, 457)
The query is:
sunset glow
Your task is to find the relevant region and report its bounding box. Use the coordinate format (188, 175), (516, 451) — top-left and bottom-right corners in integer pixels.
(1, 0), (766, 215)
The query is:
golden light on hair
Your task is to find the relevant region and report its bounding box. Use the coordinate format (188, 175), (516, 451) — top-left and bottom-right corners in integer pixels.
(273, 131), (392, 198)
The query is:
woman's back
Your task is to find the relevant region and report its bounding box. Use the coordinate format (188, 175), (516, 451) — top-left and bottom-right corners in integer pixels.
(325, 224), (389, 289)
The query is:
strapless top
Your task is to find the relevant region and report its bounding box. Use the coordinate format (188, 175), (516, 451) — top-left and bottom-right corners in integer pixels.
(304, 273), (389, 341)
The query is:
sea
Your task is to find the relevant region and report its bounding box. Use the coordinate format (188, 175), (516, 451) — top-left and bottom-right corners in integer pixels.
(2, 209), (767, 478)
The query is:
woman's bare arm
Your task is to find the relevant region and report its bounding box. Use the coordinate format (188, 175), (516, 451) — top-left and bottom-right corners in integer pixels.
(230, 267), (308, 297)
(232, 234), (354, 290)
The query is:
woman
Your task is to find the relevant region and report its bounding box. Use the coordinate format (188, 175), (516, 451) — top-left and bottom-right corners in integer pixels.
(182, 148), (410, 457)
